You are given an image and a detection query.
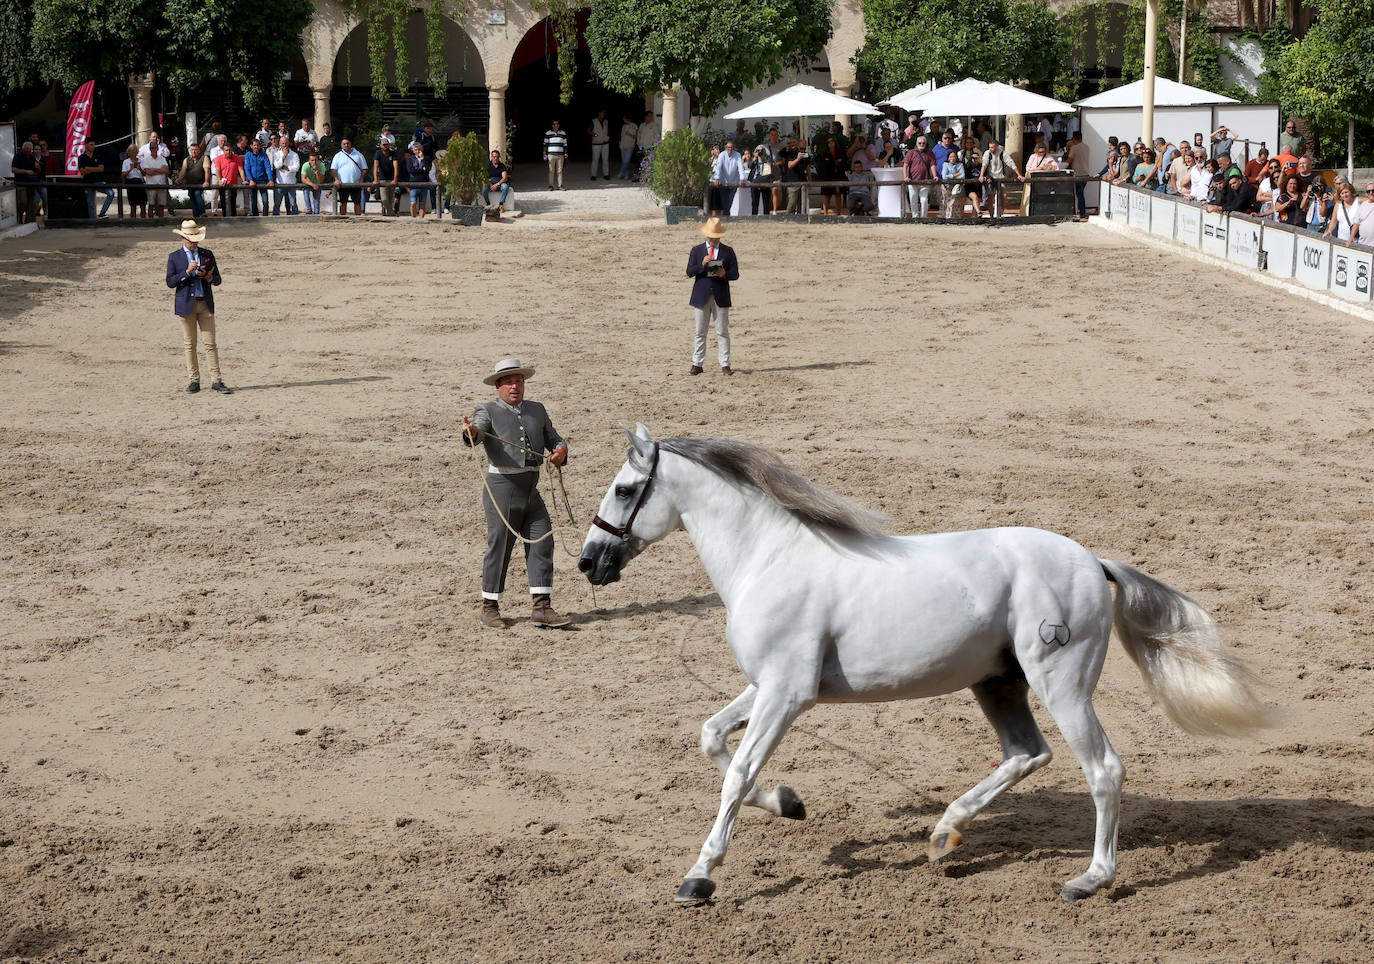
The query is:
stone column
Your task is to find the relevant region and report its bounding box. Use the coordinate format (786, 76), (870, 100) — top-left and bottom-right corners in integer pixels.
(312, 85), (332, 139)
(1006, 115), (1024, 170)
(487, 82), (508, 156)
(129, 72), (155, 144)
(661, 87), (679, 133)
(831, 79), (854, 134)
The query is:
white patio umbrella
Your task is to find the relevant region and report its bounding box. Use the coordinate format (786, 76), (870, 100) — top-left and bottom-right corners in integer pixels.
(890, 79), (1074, 116)
(1073, 77), (1239, 108)
(724, 83), (883, 122)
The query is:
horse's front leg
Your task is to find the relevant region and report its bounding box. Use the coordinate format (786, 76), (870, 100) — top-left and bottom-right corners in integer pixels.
(700, 685), (807, 820)
(677, 682), (814, 904)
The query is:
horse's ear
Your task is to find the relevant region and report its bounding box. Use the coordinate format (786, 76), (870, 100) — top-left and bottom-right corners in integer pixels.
(620, 422), (654, 467)
(633, 422), (653, 442)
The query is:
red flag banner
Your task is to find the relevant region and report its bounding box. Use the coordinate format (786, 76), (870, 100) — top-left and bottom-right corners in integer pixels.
(64, 81), (96, 174)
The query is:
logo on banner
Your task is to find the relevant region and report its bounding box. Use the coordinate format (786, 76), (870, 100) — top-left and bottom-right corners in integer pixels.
(1358, 262), (1369, 294)
(1335, 255), (1348, 287)
(1303, 246), (1324, 269)
(64, 80), (97, 174)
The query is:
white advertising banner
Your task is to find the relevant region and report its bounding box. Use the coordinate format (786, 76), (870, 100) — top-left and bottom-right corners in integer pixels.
(1329, 245), (1373, 302)
(1261, 225), (1296, 278)
(1226, 215), (1263, 268)
(1149, 196), (1176, 238)
(873, 166), (903, 218)
(1110, 184), (1129, 221)
(1293, 236), (1332, 290)
(1128, 188), (1150, 228)
(1176, 202), (1202, 248)
(1201, 210), (1228, 257)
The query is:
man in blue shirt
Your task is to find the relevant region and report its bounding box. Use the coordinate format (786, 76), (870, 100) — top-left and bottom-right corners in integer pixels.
(242, 139), (274, 216)
(330, 137), (369, 215)
(932, 130), (956, 171)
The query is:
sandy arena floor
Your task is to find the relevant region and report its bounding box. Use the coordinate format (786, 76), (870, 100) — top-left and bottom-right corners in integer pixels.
(2, 216), (1373, 962)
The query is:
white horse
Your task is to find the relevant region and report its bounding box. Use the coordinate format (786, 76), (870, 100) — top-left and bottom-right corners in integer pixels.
(579, 425), (1273, 904)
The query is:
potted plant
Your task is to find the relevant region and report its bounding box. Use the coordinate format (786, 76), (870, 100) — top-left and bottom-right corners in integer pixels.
(437, 132), (488, 226)
(650, 129), (711, 224)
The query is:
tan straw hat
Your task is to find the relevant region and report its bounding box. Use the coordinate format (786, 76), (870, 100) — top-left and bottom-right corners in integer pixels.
(172, 219), (206, 242)
(483, 357), (535, 386)
(700, 217), (727, 239)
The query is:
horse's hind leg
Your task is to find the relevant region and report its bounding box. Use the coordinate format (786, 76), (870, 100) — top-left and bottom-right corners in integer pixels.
(928, 665), (1053, 862)
(700, 685), (806, 820)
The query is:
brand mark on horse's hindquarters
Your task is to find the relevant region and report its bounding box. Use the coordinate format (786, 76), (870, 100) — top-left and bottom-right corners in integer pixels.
(1039, 619), (1071, 647)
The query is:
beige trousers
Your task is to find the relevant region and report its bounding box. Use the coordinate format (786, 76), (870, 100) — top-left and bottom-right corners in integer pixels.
(179, 300), (221, 383)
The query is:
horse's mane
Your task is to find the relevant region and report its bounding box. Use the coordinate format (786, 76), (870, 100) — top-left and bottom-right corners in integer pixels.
(659, 437), (887, 538)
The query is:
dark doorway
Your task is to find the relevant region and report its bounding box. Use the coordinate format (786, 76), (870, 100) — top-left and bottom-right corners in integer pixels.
(506, 11), (647, 164)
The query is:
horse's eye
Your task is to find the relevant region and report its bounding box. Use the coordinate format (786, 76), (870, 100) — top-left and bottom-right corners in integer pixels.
(615, 485), (634, 500)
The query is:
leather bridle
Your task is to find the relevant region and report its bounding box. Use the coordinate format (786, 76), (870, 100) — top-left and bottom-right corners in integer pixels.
(591, 443), (659, 544)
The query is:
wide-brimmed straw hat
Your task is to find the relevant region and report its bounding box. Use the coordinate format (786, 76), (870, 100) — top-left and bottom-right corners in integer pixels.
(483, 357), (535, 386)
(173, 219), (206, 242)
(700, 217), (727, 239)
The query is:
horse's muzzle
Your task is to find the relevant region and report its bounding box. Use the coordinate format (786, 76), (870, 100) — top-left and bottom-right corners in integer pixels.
(578, 543), (623, 586)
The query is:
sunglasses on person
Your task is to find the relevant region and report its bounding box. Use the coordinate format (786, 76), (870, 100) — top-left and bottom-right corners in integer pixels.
(1367, 187), (1374, 195)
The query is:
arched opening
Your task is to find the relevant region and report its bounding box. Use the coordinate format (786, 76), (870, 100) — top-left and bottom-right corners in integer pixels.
(505, 10), (649, 163)
(1059, 1), (1135, 100)
(331, 12), (487, 142)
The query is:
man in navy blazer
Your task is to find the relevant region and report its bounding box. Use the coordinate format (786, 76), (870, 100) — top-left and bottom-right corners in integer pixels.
(685, 217), (739, 375)
(166, 219), (230, 394)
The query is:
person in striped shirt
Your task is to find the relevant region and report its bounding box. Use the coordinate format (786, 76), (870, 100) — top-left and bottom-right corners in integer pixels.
(543, 120), (568, 190)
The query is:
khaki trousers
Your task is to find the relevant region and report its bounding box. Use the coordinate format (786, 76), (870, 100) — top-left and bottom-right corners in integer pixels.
(547, 155), (564, 188)
(179, 300), (222, 383)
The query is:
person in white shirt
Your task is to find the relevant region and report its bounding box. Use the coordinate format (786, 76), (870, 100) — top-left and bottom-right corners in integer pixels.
(710, 140), (745, 216)
(270, 137), (300, 214)
(254, 118), (272, 147)
(1189, 156), (1213, 204)
(1323, 182), (1362, 243)
(329, 138), (369, 215)
(617, 114), (638, 179)
(588, 109), (610, 180)
(138, 132), (172, 217)
(293, 118), (317, 155)
(378, 123), (395, 148)
(1350, 182), (1374, 248)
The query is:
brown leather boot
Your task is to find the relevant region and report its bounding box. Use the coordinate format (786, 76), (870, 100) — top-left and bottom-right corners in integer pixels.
(530, 594), (572, 628)
(479, 598), (502, 628)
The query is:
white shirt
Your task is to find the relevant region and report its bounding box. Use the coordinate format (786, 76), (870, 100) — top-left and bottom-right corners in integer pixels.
(636, 121), (658, 150)
(1329, 198), (1363, 241)
(378, 132), (395, 147)
(271, 146), (300, 184)
(138, 143), (170, 183)
(294, 127), (318, 150)
(255, 129), (273, 146)
(1190, 165), (1212, 203)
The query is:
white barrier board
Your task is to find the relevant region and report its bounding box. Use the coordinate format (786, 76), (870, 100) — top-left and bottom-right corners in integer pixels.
(1128, 189), (1150, 228)
(1201, 210), (1228, 257)
(1261, 225), (1296, 278)
(1110, 184), (1128, 221)
(1330, 246), (1373, 302)
(1149, 196), (1175, 238)
(1294, 236), (1332, 290)
(1227, 216), (1263, 268)
(874, 167), (903, 218)
(1176, 203), (1202, 248)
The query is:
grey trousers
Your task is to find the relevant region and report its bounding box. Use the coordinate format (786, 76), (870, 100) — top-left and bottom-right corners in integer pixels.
(482, 471), (553, 600)
(692, 296), (731, 368)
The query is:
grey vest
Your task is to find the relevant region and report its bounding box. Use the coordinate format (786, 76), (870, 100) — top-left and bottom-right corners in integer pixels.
(473, 400), (565, 469)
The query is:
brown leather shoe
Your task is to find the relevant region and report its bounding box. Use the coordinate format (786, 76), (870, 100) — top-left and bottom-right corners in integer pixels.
(531, 594), (572, 628)
(688, 365), (703, 375)
(479, 598), (502, 628)
(721, 366), (733, 376)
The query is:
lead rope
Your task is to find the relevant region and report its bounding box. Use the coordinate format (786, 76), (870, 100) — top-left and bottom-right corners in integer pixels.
(467, 427), (596, 607)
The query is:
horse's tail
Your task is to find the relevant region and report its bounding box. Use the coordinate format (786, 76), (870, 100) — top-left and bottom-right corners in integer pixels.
(1099, 559), (1275, 737)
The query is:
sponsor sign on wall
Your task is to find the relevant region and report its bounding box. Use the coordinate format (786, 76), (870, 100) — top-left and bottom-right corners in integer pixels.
(1226, 215), (1262, 268)
(1260, 225), (1296, 279)
(1175, 203), (1202, 248)
(1201, 210), (1228, 257)
(1149, 196), (1176, 238)
(1293, 236), (1332, 290)
(1329, 246), (1373, 302)
(1128, 188), (1150, 228)
(1110, 185), (1128, 220)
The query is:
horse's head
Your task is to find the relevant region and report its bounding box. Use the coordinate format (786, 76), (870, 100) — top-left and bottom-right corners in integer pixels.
(579, 423), (680, 585)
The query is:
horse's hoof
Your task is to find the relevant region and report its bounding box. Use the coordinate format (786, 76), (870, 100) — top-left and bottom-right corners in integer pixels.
(1061, 884), (1095, 903)
(777, 786), (807, 821)
(675, 877), (716, 905)
(927, 828), (963, 862)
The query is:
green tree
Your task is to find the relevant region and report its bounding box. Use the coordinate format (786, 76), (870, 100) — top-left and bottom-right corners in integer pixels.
(585, 0), (833, 119)
(1273, 0), (1374, 129)
(11, 0), (313, 108)
(855, 0), (1062, 96)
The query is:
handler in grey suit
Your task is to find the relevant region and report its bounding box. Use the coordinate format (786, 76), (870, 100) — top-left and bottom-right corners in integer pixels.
(462, 358), (572, 629)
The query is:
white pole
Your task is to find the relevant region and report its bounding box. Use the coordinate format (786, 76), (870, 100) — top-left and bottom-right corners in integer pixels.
(1142, 0), (1159, 147)
(1178, 0), (1188, 83)
(1349, 119), (1356, 182)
